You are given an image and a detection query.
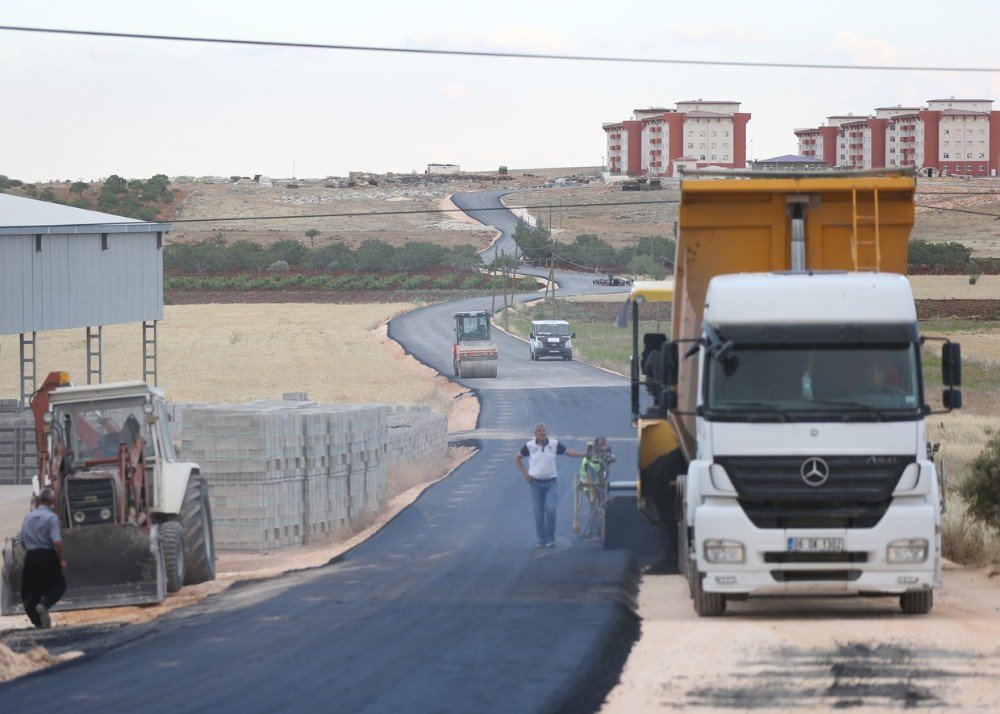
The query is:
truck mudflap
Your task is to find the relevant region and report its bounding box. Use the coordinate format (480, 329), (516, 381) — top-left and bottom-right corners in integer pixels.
(1, 524), (166, 615)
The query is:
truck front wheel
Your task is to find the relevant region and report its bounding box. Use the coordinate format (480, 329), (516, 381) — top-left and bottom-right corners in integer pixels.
(692, 571), (726, 616)
(900, 589), (933, 615)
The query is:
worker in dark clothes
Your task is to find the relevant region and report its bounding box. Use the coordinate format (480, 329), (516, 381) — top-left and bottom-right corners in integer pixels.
(20, 487), (67, 629)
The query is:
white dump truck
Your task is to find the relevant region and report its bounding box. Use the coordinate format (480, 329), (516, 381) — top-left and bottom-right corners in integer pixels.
(613, 169), (962, 616)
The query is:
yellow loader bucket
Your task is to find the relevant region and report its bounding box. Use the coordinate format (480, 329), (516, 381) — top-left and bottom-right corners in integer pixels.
(1, 524), (165, 615)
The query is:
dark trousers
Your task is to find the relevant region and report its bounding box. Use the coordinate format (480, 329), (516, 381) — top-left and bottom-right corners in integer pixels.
(21, 548), (66, 626)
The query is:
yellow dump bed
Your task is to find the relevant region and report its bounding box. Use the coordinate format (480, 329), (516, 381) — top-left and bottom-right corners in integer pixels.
(671, 168), (917, 457)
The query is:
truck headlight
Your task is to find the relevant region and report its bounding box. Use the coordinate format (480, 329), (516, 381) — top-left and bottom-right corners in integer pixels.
(887, 539), (928, 563)
(704, 539), (745, 564)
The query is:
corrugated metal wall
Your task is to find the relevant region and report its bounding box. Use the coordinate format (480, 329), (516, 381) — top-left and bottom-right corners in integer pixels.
(0, 232), (163, 335)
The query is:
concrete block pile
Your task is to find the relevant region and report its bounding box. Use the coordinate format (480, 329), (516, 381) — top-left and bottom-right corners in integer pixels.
(181, 400), (388, 553)
(387, 406), (448, 464)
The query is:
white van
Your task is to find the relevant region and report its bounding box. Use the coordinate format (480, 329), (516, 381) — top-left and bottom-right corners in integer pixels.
(529, 320), (574, 361)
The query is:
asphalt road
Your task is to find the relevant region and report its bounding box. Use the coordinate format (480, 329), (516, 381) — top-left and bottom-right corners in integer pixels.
(0, 193), (649, 712)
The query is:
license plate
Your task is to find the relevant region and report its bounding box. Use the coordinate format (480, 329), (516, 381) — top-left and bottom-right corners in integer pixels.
(787, 537), (844, 553)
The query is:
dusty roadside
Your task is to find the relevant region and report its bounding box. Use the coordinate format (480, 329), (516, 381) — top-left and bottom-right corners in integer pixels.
(601, 562), (1000, 712)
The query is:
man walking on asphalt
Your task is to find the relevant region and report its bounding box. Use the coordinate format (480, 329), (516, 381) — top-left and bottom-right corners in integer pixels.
(20, 487), (67, 629)
(515, 423), (586, 547)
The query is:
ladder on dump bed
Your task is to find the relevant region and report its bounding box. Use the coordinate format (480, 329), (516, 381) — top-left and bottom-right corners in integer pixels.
(850, 187), (882, 271)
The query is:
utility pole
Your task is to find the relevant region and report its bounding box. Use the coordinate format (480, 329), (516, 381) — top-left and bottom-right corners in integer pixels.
(490, 248), (498, 316)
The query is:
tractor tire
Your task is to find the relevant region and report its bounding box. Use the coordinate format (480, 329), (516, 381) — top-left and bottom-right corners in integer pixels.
(900, 589), (933, 615)
(180, 475), (217, 585)
(160, 520), (186, 594)
(692, 571), (726, 617)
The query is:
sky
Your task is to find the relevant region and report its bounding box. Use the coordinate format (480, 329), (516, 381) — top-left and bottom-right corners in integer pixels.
(3, 0), (1000, 182)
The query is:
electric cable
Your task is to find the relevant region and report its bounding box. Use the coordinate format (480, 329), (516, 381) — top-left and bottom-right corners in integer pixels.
(0, 24), (997, 73)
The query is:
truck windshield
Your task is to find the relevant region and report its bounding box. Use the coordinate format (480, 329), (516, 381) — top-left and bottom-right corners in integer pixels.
(705, 344), (921, 421)
(54, 398), (156, 464)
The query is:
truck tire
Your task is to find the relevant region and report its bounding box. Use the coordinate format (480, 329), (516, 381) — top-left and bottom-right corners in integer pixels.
(160, 520), (185, 594)
(641, 449), (686, 526)
(692, 571), (726, 616)
(180, 475), (217, 585)
(900, 589), (933, 615)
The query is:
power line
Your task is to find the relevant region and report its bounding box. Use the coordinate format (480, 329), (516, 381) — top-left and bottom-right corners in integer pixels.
(1, 25), (998, 73)
(2, 198), (680, 229)
(914, 203), (1000, 217)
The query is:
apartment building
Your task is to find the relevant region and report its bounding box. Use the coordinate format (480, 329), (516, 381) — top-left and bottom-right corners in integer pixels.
(603, 101), (750, 177)
(796, 98), (1000, 176)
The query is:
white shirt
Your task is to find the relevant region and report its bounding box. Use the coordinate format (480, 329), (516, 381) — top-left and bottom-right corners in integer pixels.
(520, 438), (566, 480)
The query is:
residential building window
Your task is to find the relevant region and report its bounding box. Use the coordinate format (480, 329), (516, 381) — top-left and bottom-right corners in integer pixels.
(967, 165), (973, 171)
(980, 165), (986, 172)
(688, 143), (693, 149)
(943, 153), (950, 159)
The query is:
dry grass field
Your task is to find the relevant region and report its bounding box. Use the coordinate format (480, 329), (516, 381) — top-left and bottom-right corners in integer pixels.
(0, 304), (454, 412)
(169, 181), (497, 249)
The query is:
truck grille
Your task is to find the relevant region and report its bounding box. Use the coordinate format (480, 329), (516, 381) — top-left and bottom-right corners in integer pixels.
(65, 477), (117, 527)
(716, 455), (911, 529)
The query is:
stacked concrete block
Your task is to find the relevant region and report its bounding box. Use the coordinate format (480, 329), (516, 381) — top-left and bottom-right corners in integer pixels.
(180, 400), (388, 553)
(387, 406), (448, 464)
(0, 402), (37, 486)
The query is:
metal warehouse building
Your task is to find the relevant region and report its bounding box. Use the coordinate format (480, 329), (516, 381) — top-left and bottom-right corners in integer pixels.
(0, 193), (170, 406)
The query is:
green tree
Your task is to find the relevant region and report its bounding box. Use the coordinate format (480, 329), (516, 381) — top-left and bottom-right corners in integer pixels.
(0, 175), (11, 191)
(229, 240), (271, 272)
(351, 239), (397, 272)
(103, 175), (128, 194)
(960, 430), (1000, 534)
(392, 242), (446, 273)
(442, 244), (483, 272)
(566, 233), (616, 270)
(629, 254), (669, 280)
(305, 242), (353, 270)
(305, 228), (321, 247)
(69, 181), (89, 194)
(512, 217), (551, 262)
(270, 239), (309, 266)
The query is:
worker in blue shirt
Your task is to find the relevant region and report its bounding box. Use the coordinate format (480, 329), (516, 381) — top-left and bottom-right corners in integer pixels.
(20, 487), (67, 628)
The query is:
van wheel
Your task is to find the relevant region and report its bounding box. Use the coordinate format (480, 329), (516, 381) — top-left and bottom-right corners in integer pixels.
(900, 589), (933, 615)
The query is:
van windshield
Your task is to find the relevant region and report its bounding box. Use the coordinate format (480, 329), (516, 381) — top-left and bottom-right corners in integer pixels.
(535, 324), (570, 336)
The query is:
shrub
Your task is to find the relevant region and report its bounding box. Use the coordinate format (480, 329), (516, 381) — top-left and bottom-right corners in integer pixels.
(393, 242), (446, 273)
(352, 239), (397, 272)
(400, 275), (430, 290)
(270, 239), (308, 266)
(267, 260), (290, 274)
(908, 239), (972, 267)
(959, 430), (1000, 534)
(460, 276), (482, 289)
(433, 275), (456, 289)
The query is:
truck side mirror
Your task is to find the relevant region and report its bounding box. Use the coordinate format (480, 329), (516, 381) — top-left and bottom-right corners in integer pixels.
(943, 388), (963, 410)
(571, 332), (576, 339)
(659, 342), (679, 385)
(942, 343), (961, 386)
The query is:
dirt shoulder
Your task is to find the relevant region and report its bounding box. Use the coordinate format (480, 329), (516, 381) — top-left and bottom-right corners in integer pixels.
(601, 563), (1000, 712)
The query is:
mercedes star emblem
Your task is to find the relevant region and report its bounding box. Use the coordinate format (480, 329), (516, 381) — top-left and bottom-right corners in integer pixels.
(800, 457), (830, 487)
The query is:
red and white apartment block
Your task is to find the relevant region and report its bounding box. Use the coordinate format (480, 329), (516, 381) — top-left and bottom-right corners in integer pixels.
(796, 98), (1000, 177)
(603, 101), (751, 177)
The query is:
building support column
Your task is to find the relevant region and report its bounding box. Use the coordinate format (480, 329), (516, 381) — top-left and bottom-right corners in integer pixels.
(19, 332), (36, 410)
(86, 326), (103, 385)
(143, 320), (158, 386)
